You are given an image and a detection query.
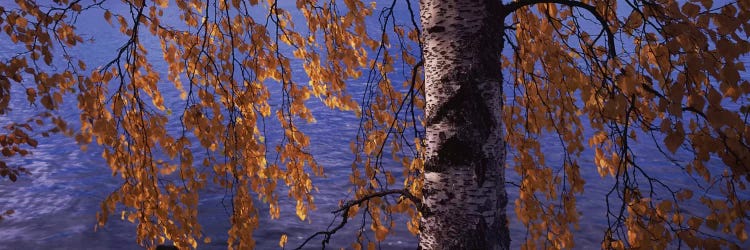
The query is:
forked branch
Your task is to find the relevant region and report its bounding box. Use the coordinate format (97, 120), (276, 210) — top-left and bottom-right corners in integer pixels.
(294, 189), (422, 250)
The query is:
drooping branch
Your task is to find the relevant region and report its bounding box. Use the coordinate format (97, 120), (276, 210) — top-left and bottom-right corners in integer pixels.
(503, 0), (617, 59)
(294, 189), (422, 250)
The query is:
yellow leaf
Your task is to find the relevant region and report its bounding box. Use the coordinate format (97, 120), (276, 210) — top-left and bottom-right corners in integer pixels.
(372, 224), (389, 241)
(15, 16), (27, 27)
(295, 200), (307, 221)
(279, 234), (287, 247)
(104, 11), (112, 25)
(156, 0), (168, 8)
(663, 122), (684, 153)
(676, 189), (693, 200)
(688, 217), (702, 230)
(735, 222), (747, 241)
(681, 3), (701, 18)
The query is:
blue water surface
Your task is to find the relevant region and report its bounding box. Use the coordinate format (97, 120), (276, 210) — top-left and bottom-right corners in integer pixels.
(0, 1), (748, 249)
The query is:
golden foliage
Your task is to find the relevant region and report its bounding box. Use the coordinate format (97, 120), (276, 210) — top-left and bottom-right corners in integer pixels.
(506, 1), (750, 248)
(0, 0), (748, 249)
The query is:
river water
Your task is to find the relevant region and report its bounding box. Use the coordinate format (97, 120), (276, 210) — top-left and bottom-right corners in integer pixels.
(0, 1), (748, 249)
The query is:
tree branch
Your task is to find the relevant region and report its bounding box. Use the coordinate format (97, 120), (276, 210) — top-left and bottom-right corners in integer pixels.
(295, 189), (422, 250)
(503, 0), (616, 59)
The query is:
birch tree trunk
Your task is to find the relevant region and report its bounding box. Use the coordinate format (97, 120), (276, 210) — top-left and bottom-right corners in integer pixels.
(419, 0), (509, 249)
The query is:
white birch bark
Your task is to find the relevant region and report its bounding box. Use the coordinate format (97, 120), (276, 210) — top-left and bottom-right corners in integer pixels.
(419, 0), (509, 249)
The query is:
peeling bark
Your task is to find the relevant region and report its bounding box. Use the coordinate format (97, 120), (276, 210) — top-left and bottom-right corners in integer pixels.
(419, 0), (509, 249)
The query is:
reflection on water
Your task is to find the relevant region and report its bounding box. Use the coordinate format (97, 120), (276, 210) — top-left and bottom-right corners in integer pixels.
(0, 137), (137, 249)
(0, 101), (727, 249)
(0, 100), (417, 249)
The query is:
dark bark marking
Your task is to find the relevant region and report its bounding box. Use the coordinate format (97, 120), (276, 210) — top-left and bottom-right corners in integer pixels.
(427, 25), (445, 33)
(424, 72), (493, 187)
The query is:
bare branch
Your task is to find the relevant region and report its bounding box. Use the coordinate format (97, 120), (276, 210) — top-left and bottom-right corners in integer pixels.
(295, 189), (422, 250)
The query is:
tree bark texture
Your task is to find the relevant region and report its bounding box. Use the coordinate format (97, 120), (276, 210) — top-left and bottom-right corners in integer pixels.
(419, 0), (508, 249)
